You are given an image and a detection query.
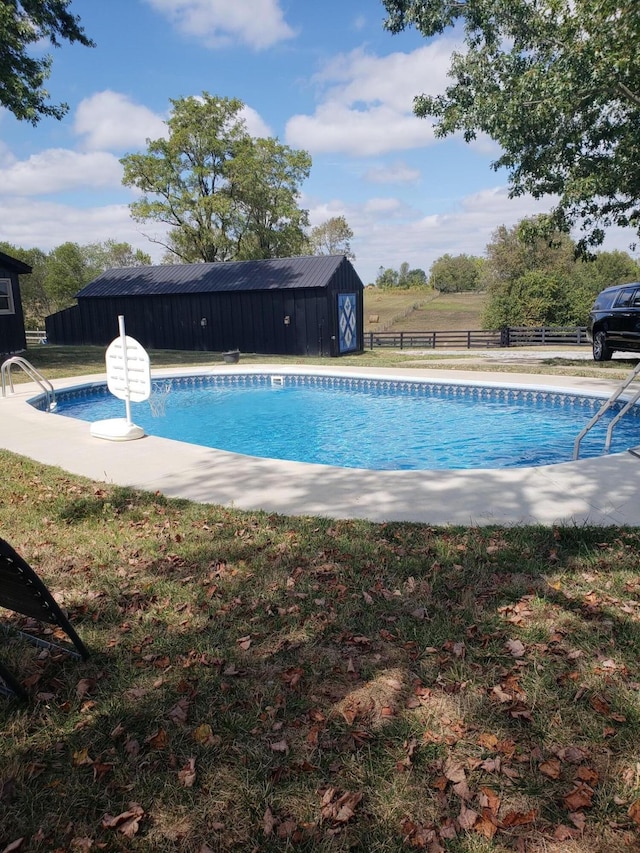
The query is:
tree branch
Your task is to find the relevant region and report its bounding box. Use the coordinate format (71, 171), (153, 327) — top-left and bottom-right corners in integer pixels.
(617, 81), (640, 107)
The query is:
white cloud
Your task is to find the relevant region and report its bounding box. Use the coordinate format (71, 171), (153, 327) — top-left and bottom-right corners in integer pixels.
(74, 91), (168, 152)
(240, 104), (272, 138)
(0, 197), (166, 260)
(0, 140), (16, 168)
(144, 0), (296, 49)
(365, 161), (421, 184)
(286, 42), (457, 156)
(332, 187), (613, 284)
(0, 149), (123, 196)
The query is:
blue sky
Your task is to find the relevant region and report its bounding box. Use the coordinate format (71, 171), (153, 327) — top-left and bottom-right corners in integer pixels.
(0, 0), (634, 284)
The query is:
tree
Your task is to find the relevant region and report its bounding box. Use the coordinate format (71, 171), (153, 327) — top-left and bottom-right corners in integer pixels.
(44, 242), (101, 310)
(0, 0), (94, 123)
(481, 218), (577, 290)
(83, 240), (152, 271)
(383, 0), (640, 252)
(375, 267), (398, 290)
(375, 266), (399, 289)
(484, 270), (572, 328)
(568, 250), (640, 324)
(429, 254), (484, 293)
(121, 93), (311, 264)
(375, 263), (428, 289)
(308, 216), (355, 260)
(480, 217), (640, 326)
(481, 219), (578, 327)
(228, 136), (311, 260)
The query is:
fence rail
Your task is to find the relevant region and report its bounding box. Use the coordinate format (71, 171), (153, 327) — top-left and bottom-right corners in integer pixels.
(366, 326), (589, 350)
(25, 330), (47, 345)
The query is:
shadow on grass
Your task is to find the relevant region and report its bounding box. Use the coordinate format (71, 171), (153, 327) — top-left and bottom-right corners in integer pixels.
(2, 488), (640, 851)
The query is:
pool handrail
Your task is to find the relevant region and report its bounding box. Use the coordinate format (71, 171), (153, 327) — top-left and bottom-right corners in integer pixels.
(1, 356), (56, 411)
(573, 360), (640, 459)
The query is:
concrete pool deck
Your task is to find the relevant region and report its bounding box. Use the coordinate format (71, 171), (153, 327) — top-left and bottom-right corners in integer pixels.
(2, 361), (640, 527)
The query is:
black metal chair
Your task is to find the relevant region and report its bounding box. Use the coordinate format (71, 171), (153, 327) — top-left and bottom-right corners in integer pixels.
(0, 537), (89, 699)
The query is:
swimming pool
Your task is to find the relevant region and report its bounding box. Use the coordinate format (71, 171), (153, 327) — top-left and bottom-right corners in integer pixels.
(45, 371), (640, 470)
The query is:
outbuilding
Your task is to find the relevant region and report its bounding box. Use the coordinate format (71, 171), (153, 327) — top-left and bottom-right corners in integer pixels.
(46, 255), (363, 357)
(0, 251), (30, 357)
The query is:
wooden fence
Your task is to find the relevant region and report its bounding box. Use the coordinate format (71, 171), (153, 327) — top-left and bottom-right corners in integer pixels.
(366, 326), (589, 350)
(27, 325), (590, 351)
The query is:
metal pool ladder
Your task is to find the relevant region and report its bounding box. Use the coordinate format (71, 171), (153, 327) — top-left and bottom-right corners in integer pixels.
(1, 356), (57, 411)
(573, 361), (640, 460)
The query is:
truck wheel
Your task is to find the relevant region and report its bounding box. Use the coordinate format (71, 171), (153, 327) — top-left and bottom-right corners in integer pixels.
(593, 330), (613, 361)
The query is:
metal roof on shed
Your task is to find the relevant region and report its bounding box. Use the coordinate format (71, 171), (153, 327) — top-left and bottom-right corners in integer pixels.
(76, 255), (355, 299)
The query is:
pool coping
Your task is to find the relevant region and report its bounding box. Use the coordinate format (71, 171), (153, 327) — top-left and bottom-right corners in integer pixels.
(2, 363), (640, 527)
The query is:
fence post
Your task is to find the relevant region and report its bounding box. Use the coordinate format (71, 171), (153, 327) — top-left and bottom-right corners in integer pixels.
(500, 327), (510, 347)
(400, 332), (404, 350)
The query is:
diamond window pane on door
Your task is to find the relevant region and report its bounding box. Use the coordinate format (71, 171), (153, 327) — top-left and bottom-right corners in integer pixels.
(338, 292), (357, 353)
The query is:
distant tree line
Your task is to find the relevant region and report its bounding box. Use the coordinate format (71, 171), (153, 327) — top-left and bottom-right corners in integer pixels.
(375, 262), (428, 289)
(374, 216), (640, 327)
(1, 240), (152, 328)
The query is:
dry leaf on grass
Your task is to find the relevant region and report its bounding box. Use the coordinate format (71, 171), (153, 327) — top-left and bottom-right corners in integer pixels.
(178, 757), (196, 787)
(505, 639), (525, 658)
(101, 802), (145, 838)
(263, 806), (276, 836)
(563, 783), (594, 811)
(539, 758), (562, 779)
(457, 804), (478, 830)
(320, 788), (363, 823)
(443, 758), (466, 784)
(628, 798), (640, 826)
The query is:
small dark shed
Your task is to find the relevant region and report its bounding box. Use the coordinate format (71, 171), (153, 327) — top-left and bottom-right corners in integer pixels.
(46, 255), (364, 357)
(0, 251), (30, 357)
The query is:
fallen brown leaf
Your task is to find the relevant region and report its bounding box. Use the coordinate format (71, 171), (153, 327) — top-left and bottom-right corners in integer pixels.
(457, 804), (478, 830)
(539, 758), (562, 779)
(101, 802), (145, 838)
(500, 809), (536, 827)
(628, 798), (640, 826)
(474, 816), (497, 839)
(505, 638), (525, 658)
(563, 783), (594, 811)
(72, 748), (93, 767)
(443, 758), (466, 784)
(478, 787), (500, 818)
(178, 757), (196, 788)
(554, 824), (578, 840)
(263, 806), (275, 836)
(146, 728), (169, 749)
(576, 766), (599, 786)
(167, 697), (189, 725)
(320, 788), (363, 823)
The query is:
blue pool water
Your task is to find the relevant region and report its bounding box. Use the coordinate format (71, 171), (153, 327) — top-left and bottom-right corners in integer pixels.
(49, 373), (640, 470)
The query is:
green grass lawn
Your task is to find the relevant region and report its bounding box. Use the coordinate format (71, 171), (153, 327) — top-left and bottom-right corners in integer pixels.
(1, 348), (640, 851)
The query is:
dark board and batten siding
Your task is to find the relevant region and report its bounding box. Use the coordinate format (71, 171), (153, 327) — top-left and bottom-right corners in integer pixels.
(0, 252), (30, 356)
(45, 255), (364, 357)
